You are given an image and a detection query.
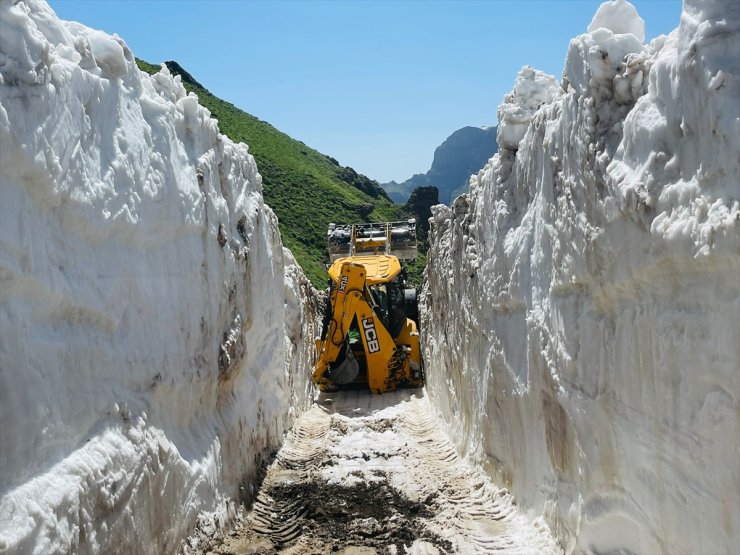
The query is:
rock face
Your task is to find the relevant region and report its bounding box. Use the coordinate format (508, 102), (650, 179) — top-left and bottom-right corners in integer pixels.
(383, 126), (498, 204)
(422, 1), (739, 554)
(403, 186), (439, 247)
(0, 2), (318, 553)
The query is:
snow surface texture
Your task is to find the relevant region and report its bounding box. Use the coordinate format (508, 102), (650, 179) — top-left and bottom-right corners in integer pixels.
(422, 1), (739, 553)
(217, 390), (560, 554)
(0, 1), (318, 553)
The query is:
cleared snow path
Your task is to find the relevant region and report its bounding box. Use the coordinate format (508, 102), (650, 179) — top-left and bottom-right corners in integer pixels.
(204, 391), (560, 554)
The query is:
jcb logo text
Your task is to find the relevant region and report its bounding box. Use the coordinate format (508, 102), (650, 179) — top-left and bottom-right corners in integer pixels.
(362, 318), (380, 353)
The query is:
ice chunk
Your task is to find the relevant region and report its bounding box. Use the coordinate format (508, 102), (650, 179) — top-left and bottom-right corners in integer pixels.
(588, 0), (645, 43)
(497, 67), (559, 150)
(564, 23), (646, 107)
(87, 29), (128, 78)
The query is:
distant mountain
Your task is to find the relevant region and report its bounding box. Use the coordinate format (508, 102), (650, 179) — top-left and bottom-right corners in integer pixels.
(383, 126), (498, 204)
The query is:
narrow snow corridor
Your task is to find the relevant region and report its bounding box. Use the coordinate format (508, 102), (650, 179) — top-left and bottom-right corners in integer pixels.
(205, 391), (560, 554)
(3, 1), (737, 553)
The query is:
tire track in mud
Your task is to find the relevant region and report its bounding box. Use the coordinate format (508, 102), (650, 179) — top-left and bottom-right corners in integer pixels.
(207, 391), (560, 554)
(245, 407), (332, 547)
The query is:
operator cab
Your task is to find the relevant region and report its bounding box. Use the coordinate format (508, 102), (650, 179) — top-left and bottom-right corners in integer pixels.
(367, 278), (407, 339)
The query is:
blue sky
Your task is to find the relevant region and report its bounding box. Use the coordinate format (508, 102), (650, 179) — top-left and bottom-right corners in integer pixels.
(51, 0), (681, 183)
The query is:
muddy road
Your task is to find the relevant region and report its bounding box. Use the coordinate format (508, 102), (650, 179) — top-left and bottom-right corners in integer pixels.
(204, 391), (560, 554)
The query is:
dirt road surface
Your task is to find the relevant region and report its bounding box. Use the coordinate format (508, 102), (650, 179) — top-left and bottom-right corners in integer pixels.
(205, 390), (560, 554)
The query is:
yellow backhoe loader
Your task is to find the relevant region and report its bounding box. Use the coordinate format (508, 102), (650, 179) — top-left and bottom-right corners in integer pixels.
(313, 221), (424, 393)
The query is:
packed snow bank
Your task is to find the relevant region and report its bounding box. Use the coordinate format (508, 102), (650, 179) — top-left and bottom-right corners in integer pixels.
(0, 1), (319, 553)
(422, 1), (739, 553)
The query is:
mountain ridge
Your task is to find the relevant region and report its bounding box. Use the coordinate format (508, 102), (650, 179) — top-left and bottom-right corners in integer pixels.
(383, 125), (499, 204)
(136, 59), (408, 286)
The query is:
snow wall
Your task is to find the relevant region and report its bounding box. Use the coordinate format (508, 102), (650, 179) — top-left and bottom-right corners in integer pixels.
(422, 1), (739, 553)
(0, 1), (319, 553)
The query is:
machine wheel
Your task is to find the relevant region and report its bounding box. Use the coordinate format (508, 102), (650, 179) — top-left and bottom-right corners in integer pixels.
(403, 288), (419, 324)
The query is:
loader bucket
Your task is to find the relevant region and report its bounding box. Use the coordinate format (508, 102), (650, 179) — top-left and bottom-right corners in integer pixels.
(327, 220), (417, 262)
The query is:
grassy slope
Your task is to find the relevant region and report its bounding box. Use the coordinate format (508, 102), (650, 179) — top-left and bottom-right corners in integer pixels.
(136, 59), (425, 286)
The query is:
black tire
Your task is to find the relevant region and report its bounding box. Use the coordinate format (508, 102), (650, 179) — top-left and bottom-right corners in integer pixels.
(403, 288), (419, 324)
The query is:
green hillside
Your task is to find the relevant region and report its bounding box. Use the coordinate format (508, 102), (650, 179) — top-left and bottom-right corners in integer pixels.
(136, 59), (413, 285)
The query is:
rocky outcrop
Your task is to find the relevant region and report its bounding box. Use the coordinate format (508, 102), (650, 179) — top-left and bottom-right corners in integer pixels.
(403, 186), (439, 247)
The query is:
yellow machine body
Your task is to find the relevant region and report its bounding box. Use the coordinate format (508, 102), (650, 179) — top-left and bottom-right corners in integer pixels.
(327, 254), (402, 286)
(313, 221), (423, 393)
